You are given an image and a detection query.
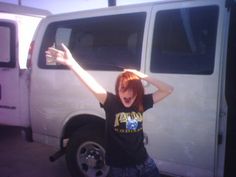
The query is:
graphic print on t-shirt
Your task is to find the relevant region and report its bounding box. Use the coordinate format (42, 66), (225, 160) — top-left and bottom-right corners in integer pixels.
(114, 112), (143, 133)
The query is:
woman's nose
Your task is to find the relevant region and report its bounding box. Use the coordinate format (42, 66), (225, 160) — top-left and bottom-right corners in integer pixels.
(124, 89), (132, 96)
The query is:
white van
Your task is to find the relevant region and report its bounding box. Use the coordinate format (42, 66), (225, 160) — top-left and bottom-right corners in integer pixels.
(0, 2), (50, 134)
(28, 0), (236, 177)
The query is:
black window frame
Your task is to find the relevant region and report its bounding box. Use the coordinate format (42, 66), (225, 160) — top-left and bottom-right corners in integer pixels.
(150, 5), (219, 75)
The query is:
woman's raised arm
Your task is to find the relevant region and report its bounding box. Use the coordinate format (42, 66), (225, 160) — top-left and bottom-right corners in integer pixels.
(45, 43), (107, 104)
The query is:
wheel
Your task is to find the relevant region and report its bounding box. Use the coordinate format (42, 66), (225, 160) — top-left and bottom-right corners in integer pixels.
(65, 126), (109, 177)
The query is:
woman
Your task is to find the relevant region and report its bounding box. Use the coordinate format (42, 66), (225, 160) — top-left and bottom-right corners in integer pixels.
(46, 44), (173, 177)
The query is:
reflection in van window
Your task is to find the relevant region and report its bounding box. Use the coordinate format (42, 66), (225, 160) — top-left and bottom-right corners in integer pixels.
(151, 6), (219, 74)
(39, 12), (146, 70)
(0, 23), (16, 68)
(55, 28), (72, 49)
(0, 27), (10, 62)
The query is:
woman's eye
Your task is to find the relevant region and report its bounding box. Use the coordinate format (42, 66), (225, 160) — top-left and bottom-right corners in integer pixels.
(119, 86), (125, 92)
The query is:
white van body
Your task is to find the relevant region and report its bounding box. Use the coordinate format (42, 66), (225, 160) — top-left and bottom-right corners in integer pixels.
(29, 0), (236, 177)
(0, 3), (50, 127)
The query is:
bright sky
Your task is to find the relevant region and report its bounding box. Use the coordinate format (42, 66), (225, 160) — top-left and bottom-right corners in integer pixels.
(0, 0), (158, 14)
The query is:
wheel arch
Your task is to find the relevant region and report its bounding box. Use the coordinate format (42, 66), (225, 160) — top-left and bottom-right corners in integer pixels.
(60, 114), (105, 149)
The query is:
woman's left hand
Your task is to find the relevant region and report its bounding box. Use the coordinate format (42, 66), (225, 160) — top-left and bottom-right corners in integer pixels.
(123, 69), (148, 79)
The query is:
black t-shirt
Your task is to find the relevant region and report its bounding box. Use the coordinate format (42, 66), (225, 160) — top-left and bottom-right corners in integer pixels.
(100, 92), (154, 167)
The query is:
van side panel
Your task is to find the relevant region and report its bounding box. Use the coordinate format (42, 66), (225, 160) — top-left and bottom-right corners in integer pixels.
(30, 1), (229, 177)
(144, 0), (226, 176)
(0, 12), (46, 127)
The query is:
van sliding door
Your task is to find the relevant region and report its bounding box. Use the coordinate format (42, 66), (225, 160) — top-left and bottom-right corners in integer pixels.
(144, 1), (227, 177)
(0, 21), (20, 126)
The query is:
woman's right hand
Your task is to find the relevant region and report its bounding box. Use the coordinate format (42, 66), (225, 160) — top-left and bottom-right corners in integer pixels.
(45, 43), (76, 67)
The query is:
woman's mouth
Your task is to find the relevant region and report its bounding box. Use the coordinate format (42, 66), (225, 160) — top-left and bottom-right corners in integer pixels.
(123, 97), (132, 104)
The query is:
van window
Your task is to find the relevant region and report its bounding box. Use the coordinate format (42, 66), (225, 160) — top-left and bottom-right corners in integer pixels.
(150, 6), (219, 74)
(39, 12), (146, 71)
(0, 22), (16, 68)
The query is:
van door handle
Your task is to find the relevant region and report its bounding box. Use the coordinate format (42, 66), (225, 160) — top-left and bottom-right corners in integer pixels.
(143, 132), (148, 145)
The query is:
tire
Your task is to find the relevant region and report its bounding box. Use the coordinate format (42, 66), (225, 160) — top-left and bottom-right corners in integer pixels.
(65, 126), (109, 177)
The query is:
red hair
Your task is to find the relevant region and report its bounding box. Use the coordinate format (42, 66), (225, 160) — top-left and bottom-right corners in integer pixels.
(115, 71), (144, 112)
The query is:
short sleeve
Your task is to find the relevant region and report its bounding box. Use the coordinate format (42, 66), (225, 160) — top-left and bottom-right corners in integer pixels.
(100, 92), (116, 111)
(143, 94), (154, 111)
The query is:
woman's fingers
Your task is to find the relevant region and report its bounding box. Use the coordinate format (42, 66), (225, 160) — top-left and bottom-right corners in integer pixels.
(123, 69), (147, 79)
(45, 43), (75, 66)
(61, 43), (73, 59)
(61, 43), (68, 52)
(45, 46), (66, 65)
(46, 48), (64, 59)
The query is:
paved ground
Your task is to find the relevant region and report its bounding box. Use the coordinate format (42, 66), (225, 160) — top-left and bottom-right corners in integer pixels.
(0, 125), (70, 177)
(0, 125), (170, 177)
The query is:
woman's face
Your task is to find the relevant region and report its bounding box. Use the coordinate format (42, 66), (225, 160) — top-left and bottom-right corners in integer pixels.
(118, 80), (137, 108)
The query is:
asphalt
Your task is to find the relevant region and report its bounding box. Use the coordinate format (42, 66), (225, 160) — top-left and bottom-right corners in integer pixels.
(0, 125), (171, 177)
(0, 125), (70, 177)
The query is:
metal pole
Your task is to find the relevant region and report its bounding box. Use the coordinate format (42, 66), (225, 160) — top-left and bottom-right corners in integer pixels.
(18, 0), (22, 6)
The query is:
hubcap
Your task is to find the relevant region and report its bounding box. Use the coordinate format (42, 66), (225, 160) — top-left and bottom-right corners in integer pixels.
(77, 141), (109, 177)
